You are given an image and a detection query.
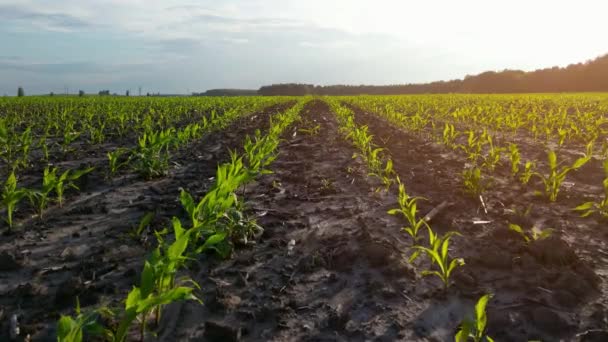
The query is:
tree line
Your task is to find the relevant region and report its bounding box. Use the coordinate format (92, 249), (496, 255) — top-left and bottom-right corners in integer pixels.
(258, 54), (608, 95)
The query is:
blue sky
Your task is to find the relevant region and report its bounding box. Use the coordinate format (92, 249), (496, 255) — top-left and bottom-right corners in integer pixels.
(1, 0), (607, 95)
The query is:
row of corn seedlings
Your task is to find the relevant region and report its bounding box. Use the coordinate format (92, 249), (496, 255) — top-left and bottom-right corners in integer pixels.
(0, 96), (291, 176)
(56, 98), (311, 342)
(325, 98), (496, 342)
(2, 166), (93, 232)
(345, 96), (608, 245)
(0, 98), (294, 232)
(344, 96), (600, 208)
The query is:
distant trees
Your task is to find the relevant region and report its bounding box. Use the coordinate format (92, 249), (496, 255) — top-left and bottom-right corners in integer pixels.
(258, 83), (315, 96)
(125, 90), (130, 97)
(50, 92), (54, 97)
(193, 89), (259, 96)
(17, 87), (24, 97)
(98, 90), (110, 96)
(258, 54), (608, 95)
(79, 90), (85, 97)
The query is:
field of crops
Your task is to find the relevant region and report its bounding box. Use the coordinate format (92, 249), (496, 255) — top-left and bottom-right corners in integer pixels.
(1, 94), (608, 341)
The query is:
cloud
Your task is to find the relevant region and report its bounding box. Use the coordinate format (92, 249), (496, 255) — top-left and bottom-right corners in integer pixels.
(0, 59), (151, 75)
(0, 4), (93, 31)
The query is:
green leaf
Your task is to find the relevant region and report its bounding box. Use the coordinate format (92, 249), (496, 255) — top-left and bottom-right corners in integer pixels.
(387, 208), (400, 216)
(171, 216), (184, 240)
(548, 150), (557, 170)
(57, 316), (79, 341)
(199, 232), (227, 252)
(475, 294), (492, 335)
(420, 270), (442, 279)
(125, 287), (141, 310)
(454, 319), (472, 342)
(140, 261), (155, 298)
(408, 249), (421, 263)
(574, 202), (595, 211)
(135, 286), (198, 313)
(571, 157), (589, 169)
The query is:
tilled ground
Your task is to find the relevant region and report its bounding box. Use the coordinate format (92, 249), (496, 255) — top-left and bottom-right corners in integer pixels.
(154, 100), (425, 341)
(0, 103), (292, 341)
(348, 104), (608, 342)
(2, 99), (607, 341)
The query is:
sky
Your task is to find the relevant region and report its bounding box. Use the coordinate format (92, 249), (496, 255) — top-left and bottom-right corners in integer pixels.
(0, 0), (607, 95)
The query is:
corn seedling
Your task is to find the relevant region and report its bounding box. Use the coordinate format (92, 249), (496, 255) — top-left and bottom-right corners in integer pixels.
(298, 123), (321, 135)
(54, 167), (94, 208)
(112, 221), (201, 341)
(508, 223), (553, 243)
(1, 172), (27, 230)
(534, 144), (592, 202)
(480, 135), (504, 172)
(574, 160), (608, 218)
(130, 212), (155, 240)
(462, 166), (485, 197)
(17, 127), (33, 169)
(519, 160), (535, 185)
(108, 148), (132, 178)
(133, 129), (174, 179)
(387, 179), (428, 245)
(57, 297), (109, 342)
(59, 126), (81, 155)
(442, 123), (459, 149)
(27, 166), (59, 218)
(413, 229), (464, 290)
(455, 294), (495, 342)
(508, 143), (521, 176)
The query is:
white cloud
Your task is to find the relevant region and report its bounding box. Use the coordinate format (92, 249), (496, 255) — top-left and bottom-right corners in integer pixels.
(0, 0), (607, 94)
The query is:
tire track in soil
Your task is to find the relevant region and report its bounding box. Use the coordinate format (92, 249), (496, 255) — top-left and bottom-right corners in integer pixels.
(160, 99), (440, 341)
(347, 103), (608, 341)
(0, 102), (295, 341)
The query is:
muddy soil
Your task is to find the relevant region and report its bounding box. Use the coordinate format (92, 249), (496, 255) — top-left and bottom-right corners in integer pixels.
(0, 102), (293, 341)
(3, 99), (608, 342)
(347, 104), (608, 341)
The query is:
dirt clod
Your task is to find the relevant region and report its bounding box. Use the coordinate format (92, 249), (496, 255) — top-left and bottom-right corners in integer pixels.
(204, 320), (242, 342)
(0, 251), (22, 271)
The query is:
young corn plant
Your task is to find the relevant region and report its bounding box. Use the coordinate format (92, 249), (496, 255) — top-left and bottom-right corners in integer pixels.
(112, 225), (201, 341)
(17, 127), (33, 169)
(1, 172), (27, 231)
(508, 223), (553, 243)
(480, 135), (504, 172)
(133, 129), (174, 179)
(130, 212), (155, 240)
(59, 125), (81, 155)
(508, 143), (521, 177)
(107, 148), (132, 178)
(27, 166), (59, 218)
(455, 294), (495, 342)
(519, 160), (535, 185)
(57, 298), (108, 342)
(413, 228), (464, 290)
(442, 123), (459, 149)
(534, 143), (592, 202)
(462, 166), (485, 197)
(574, 159), (608, 218)
(55, 167), (94, 208)
(458, 130), (483, 164)
(387, 179), (428, 245)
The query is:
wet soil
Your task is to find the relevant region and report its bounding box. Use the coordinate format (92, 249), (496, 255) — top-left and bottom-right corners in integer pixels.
(0, 102), (293, 341)
(346, 104), (608, 341)
(3, 99), (608, 341)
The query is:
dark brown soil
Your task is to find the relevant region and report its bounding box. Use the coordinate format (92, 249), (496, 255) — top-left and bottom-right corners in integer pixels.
(0, 103), (293, 341)
(3, 99), (608, 341)
(346, 104), (608, 342)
